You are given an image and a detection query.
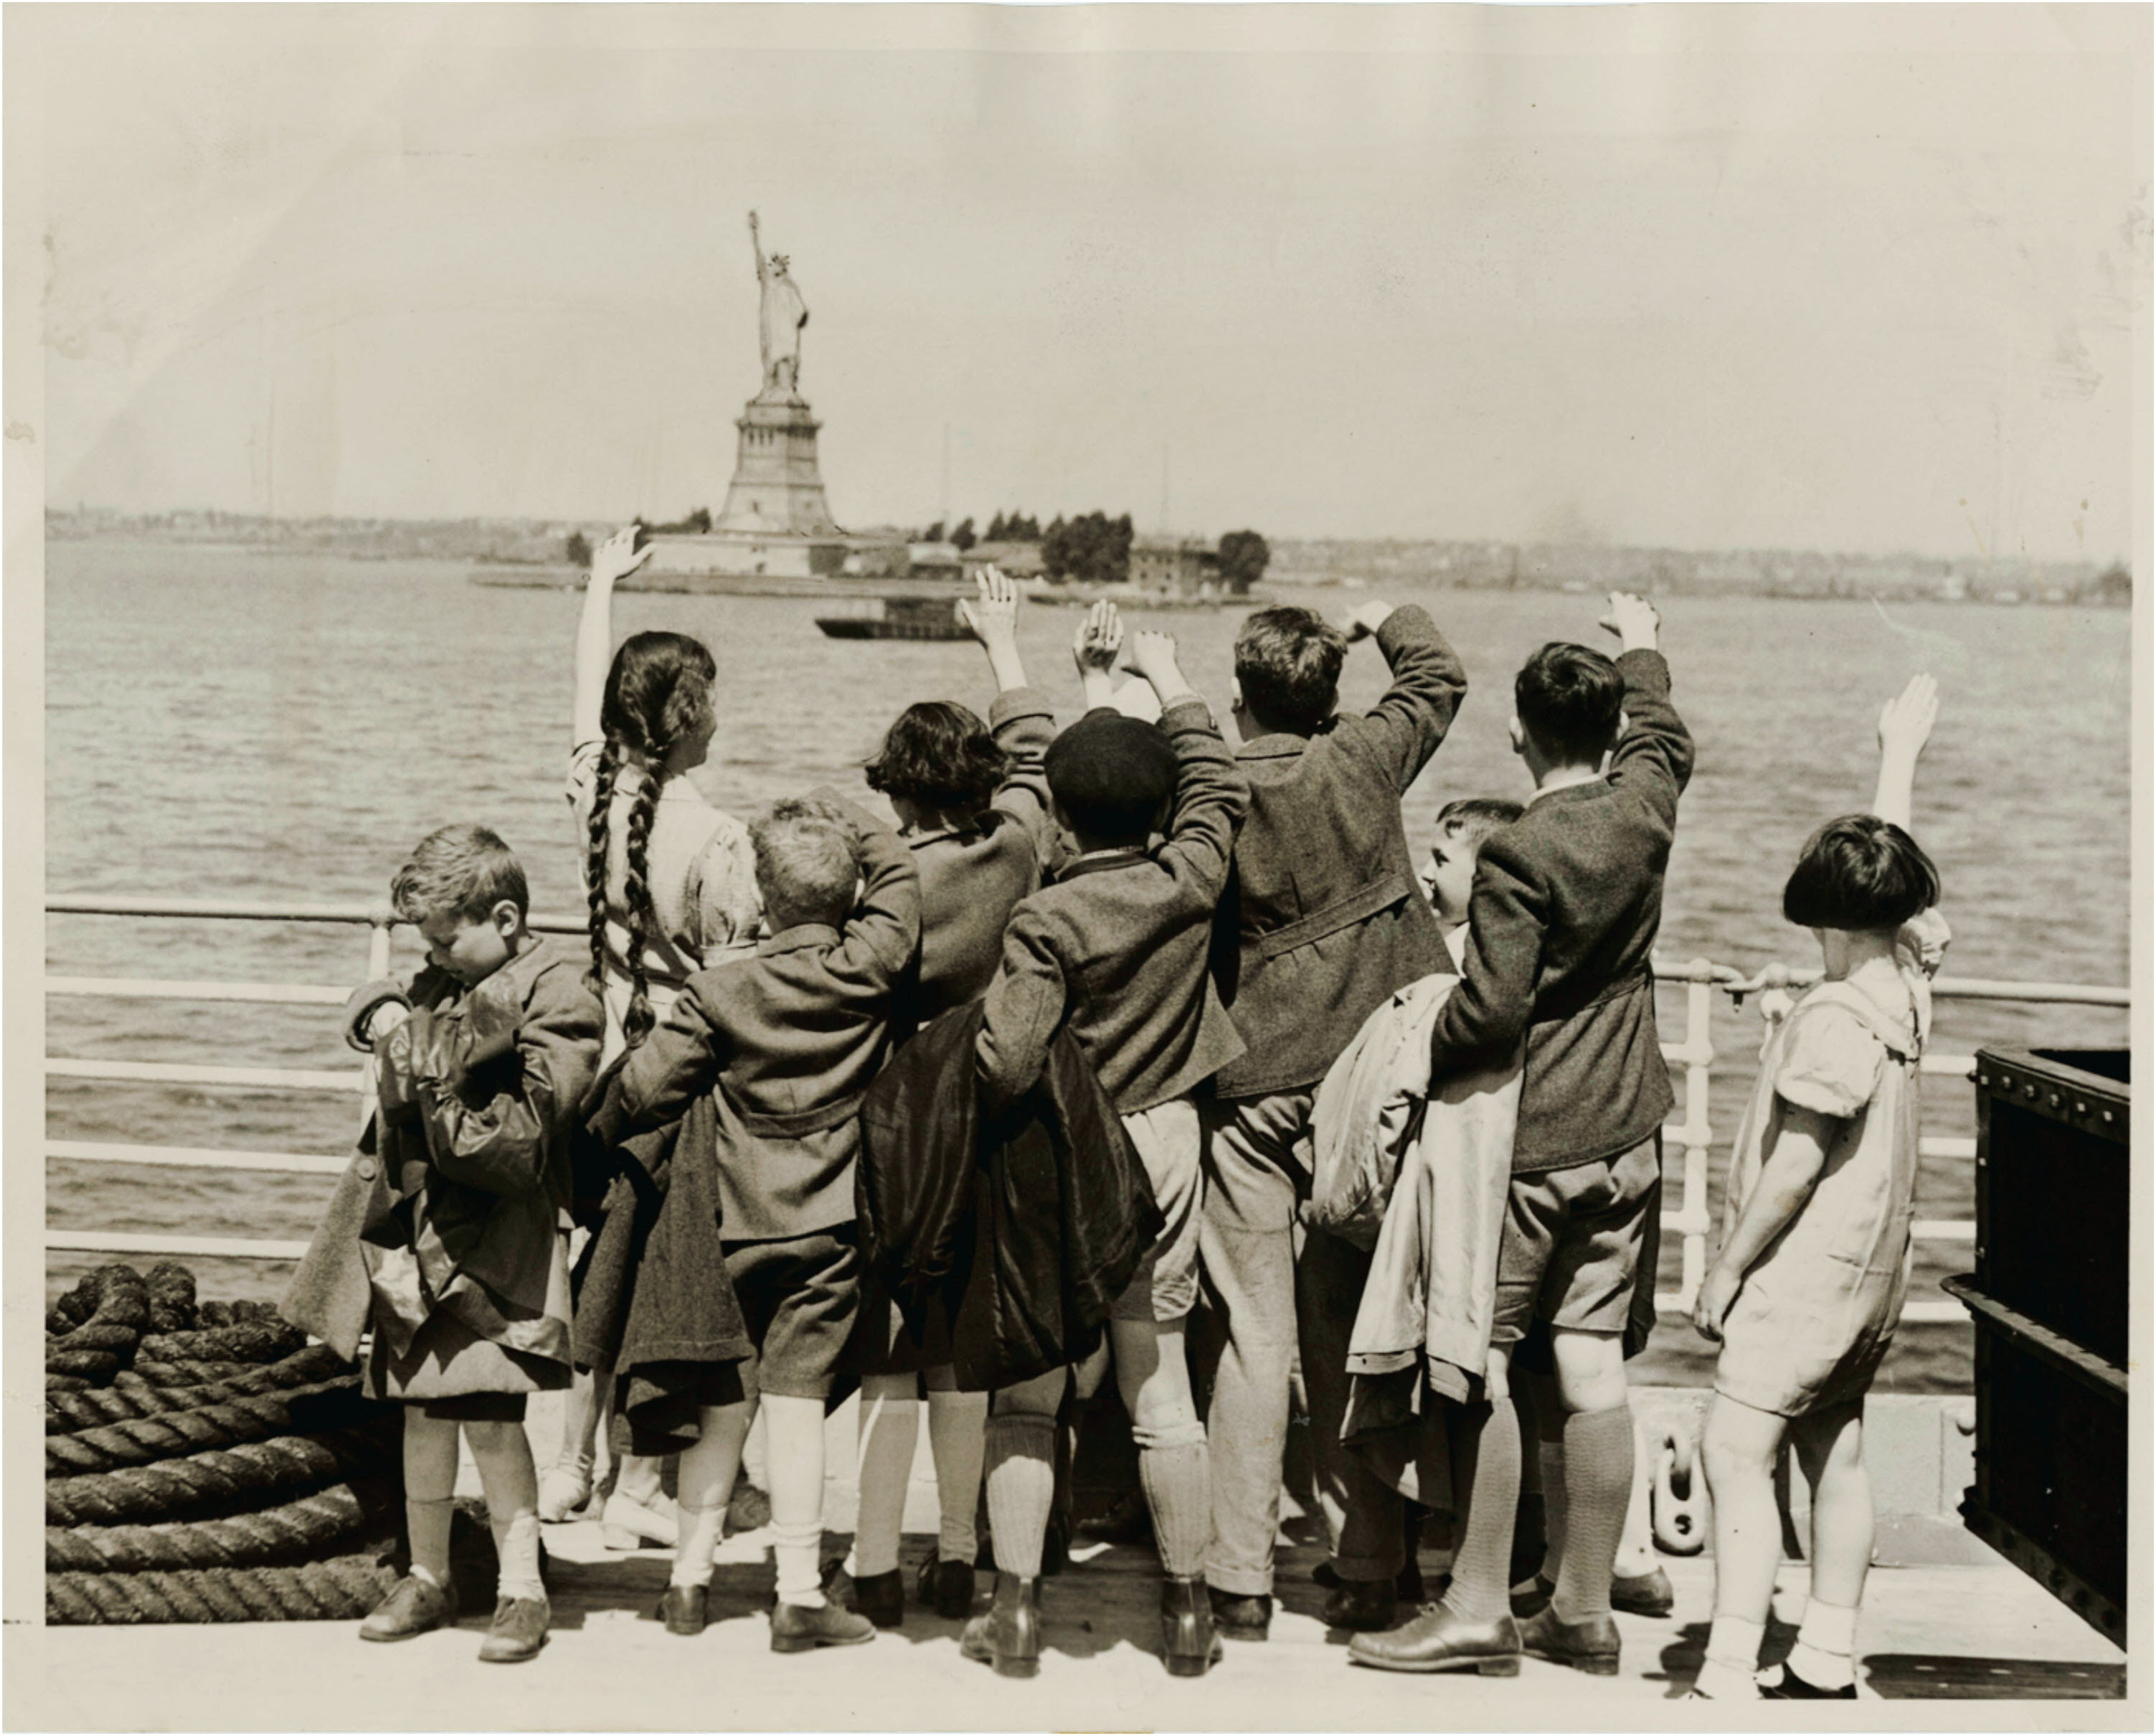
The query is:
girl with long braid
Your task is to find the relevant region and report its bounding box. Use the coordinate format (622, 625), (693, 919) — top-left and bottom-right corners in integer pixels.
(541, 526), (763, 1537)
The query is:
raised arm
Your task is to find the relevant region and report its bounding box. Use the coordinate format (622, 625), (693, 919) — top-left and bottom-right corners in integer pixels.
(1073, 600), (1125, 713)
(959, 566), (1030, 694)
(976, 905), (1069, 1105)
(1426, 837), (1546, 1076)
(1125, 628), (1246, 900)
(572, 525), (653, 748)
(1871, 673), (1938, 833)
(1336, 601), (1469, 793)
(1598, 594), (1693, 813)
(819, 795), (923, 991)
(587, 985), (729, 1153)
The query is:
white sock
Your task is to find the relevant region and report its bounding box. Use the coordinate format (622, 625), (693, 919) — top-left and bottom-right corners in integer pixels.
(851, 1387), (918, 1580)
(928, 1389), (987, 1564)
(1788, 1598), (1858, 1689)
(493, 1510), (546, 1603)
(673, 1500), (724, 1589)
(771, 1516), (826, 1608)
(1696, 1613), (1765, 1700)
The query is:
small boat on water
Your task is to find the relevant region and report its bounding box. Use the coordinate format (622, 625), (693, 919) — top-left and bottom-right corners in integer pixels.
(815, 595), (971, 641)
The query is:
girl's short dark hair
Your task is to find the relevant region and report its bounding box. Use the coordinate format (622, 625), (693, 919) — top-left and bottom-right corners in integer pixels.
(1782, 814), (1941, 932)
(864, 702), (1008, 815)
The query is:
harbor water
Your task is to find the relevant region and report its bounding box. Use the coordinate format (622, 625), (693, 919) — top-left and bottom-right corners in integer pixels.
(43, 540), (2134, 1390)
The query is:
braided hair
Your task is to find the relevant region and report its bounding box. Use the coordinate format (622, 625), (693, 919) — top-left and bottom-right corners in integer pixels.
(583, 631), (718, 1052)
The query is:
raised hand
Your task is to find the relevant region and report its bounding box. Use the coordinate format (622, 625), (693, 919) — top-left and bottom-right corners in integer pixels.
(1125, 627), (1183, 690)
(1597, 590), (1660, 654)
(1072, 600), (1123, 675)
(1877, 672), (1939, 762)
(1338, 600), (1395, 643)
(958, 567), (1021, 645)
(589, 524), (653, 588)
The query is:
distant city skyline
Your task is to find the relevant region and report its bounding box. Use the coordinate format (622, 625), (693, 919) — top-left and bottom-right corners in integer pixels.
(21, 6), (2145, 563)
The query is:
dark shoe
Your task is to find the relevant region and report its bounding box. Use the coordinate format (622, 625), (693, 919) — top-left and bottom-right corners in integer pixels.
(960, 1572), (1042, 1679)
(1518, 1604), (1621, 1676)
(1160, 1575), (1223, 1677)
(1611, 1566), (1675, 1619)
(853, 1567), (905, 1631)
(359, 1573), (459, 1642)
(654, 1582), (708, 1637)
(1315, 1558), (1424, 1606)
(1758, 1662), (1857, 1700)
(477, 1595), (549, 1664)
(1508, 1572), (1556, 1619)
(1348, 1603), (1521, 1676)
(1208, 1588), (1273, 1643)
(770, 1599), (876, 1654)
(1323, 1577), (1399, 1633)
(917, 1556), (977, 1620)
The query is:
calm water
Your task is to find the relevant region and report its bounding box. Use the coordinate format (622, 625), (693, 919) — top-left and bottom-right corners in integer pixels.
(44, 541), (2134, 1388)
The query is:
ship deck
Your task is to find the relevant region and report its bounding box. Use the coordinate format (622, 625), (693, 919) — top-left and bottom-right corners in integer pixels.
(21, 1517), (2128, 1730)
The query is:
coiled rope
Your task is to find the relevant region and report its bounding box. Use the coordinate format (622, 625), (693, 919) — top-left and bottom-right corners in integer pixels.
(47, 1421), (402, 1527)
(138, 1321), (306, 1366)
(47, 1556), (400, 1625)
(46, 1481), (398, 1572)
(46, 1377), (366, 1475)
(47, 1344), (356, 1435)
(125, 1358), (258, 1387)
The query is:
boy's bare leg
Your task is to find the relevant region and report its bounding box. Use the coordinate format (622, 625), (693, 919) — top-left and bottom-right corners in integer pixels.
(401, 1410), (461, 1588)
(1784, 1400), (1869, 1692)
(1697, 1392), (1789, 1699)
(465, 1418), (545, 1602)
(675, 1397), (755, 1589)
(924, 1367), (988, 1568)
(851, 1372), (919, 1581)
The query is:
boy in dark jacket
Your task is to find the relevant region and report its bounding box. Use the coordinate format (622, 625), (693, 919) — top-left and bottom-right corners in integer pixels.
(967, 608), (1247, 1681)
(590, 795), (919, 1650)
(1200, 598), (1468, 1638)
(1353, 591), (1693, 1681)
(295, 824), (601, 1665)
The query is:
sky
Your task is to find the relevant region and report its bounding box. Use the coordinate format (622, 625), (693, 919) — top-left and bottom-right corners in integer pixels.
(17, 5), (2148, 560)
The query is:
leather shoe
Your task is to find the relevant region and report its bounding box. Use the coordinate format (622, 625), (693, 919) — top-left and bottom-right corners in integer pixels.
(1758, 1662), (1857, 1699)
(1322, 1577), (1398, 1632)
(917, 1556), (977, 1620)
(960, 1572), (1041, 1679)
(1509, 1572), (1556, 1619)
(1611, 1566), (1675, 1618)
(1160, 1575), (1222, 1677)
(770, 1600), (876, 1654)
(359, 1573), (459, 1642)
(654, 1582), (708, 1636)
(1348, 1603), (1521, 1676)
(477, 1595), (549, 1664)
(1314, 1559), (1424, 1605)
(1208, 1588), (1272, 1642)
(1519, 1603), (1621, 1675)
(853, 1567), (904, 1630)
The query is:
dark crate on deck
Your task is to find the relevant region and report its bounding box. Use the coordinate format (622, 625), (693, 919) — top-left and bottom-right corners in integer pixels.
(1944, 1047), (2129, 1647)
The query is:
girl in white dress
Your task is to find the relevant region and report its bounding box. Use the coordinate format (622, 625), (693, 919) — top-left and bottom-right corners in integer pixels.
(1691, 674), (1947, 1701)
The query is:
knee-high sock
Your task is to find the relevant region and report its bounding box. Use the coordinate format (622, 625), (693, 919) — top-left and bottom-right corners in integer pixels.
(1552, 1403), (1634, 1624)
(852, 1380), (919, 1580)
(1442, 1398), (1521, 1623)
(928, 1388), (988, 1565)
(983, 1415), (1056, 1579)
(1136, 1425), (1211, 1579)
(1538, 1439), (1569, 1582)
(402, 1412), (460, 1588)
(673, 1402), (752, 1588)
(763, 1395), (830, 1608)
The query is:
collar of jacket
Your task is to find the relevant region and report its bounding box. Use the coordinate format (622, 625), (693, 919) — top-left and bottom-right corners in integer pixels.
(1054, 846), (1150, 884)
(757, 923), (842, 956)
(1526, 777), (1612, 810)
(1237, 719), (1338, 760)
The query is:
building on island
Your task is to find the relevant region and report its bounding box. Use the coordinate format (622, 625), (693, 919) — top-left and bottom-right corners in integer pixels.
(1130, 534), (1220, 597)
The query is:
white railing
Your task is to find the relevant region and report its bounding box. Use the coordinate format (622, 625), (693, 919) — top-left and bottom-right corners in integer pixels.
(44, 897), (2130, 1327)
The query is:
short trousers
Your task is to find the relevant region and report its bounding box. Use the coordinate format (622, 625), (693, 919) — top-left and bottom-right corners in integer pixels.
(1491, 1133), (1663, 1346)
(725, 1226), (861, 1400)
(847, 1280), (955, 1379)
(1111, 1097), (1204, 1324)
(411, 1390), (529, 1424)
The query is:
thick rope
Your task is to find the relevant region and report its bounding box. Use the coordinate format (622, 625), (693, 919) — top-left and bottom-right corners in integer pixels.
(48, 1344), (354, 1433)
(46, 1420), (402, 1527)
(144, 1261), (199, 1334)
(45, 1266), (154, 1386)
(47, 1374), (93, 1393)
(46, 1481), (398, 1572)
(125, 1358), (256, 1387)
(46, 1349), (123, 1380)
(137, 1320), (306, 1366)
(45, 1377), (369, 1475)
(46, 1556), (400, 1624)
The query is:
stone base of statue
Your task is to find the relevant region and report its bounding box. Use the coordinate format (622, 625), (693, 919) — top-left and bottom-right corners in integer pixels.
(640, 385), (865, 578)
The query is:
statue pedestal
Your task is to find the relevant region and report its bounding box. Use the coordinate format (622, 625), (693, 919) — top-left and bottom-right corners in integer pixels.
(713, 389), (840, 536)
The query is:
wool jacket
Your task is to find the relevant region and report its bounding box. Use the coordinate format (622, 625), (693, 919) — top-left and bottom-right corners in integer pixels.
(893, 687), (1066, 1035)
(1211, 606), (1467, 1100)
(284, 935), (600, 1373)
(1427, 648), (1694, 1173)
(859, 1000), (1163, 1392)
(978, 695), (1248, 1115)
(590, 796), (920, 1240)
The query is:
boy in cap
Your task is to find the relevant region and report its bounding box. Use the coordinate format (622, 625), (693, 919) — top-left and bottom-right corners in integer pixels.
(968, 604), (1249, 1679)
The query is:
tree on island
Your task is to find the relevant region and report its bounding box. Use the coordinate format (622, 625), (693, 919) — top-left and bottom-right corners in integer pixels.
(564, 529), (592, 568)
(635, 507), (714, 537)
(1042, 511), (1134, 585)
(1216, 529), (1271, 594)
(951, 516), (977, 552)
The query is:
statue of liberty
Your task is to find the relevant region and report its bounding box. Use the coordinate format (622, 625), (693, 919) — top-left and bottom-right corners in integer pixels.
(750, 210), (808, 399)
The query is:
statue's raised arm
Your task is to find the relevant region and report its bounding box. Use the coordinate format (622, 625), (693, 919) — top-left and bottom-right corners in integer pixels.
(749, 211), (809, 399)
